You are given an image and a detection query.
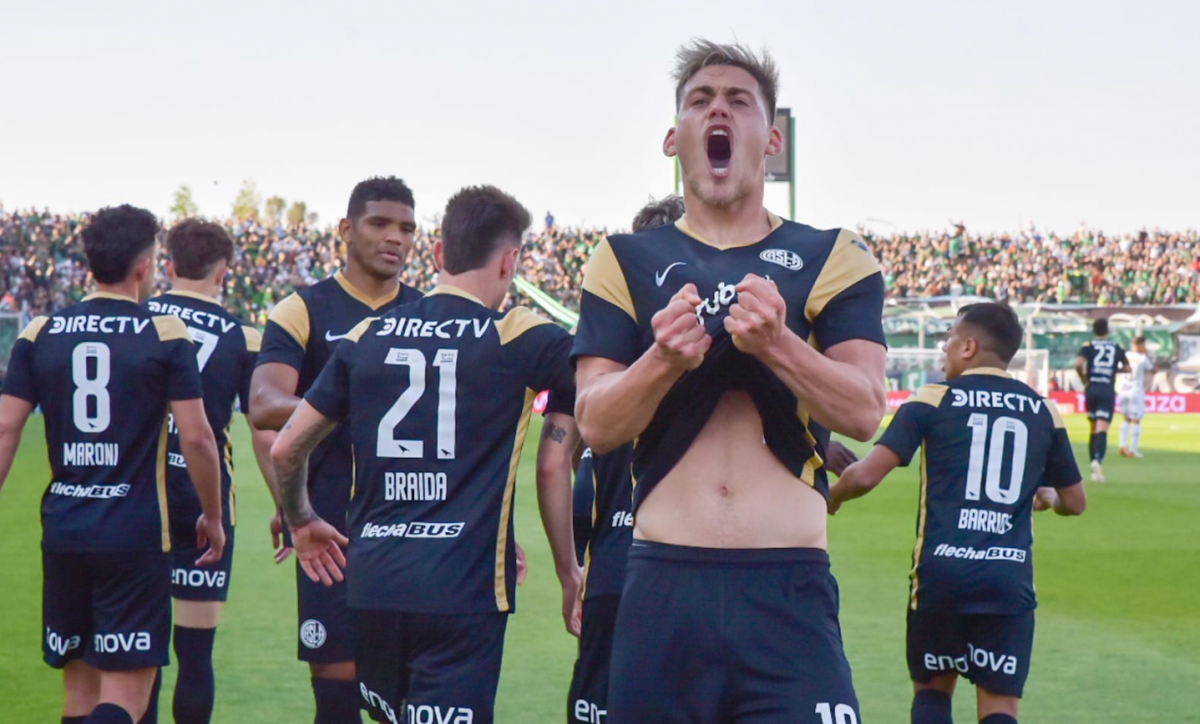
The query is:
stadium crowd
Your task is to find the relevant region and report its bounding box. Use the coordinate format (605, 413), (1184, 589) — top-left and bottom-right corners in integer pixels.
(1, 207), (1197, 326)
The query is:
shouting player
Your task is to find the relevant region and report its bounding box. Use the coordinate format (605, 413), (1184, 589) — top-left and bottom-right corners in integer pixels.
(249, 177), (422, 724)
(829, 302), (1086, 724)
(145, 219), (276, 724)
(271, 185), (581, 724)
(1075, 317), (1130, 482)
(574, 41), (887, 722)
(1117, 336), (1152, 458)
(0, 205), (224, 724)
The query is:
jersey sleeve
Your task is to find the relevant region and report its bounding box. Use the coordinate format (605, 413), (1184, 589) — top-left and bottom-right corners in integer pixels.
(257, 294), (309, 371)
(1, 316), (48, 404)
(545, 389), (575, 416)
(1076, 344), (1091, 360)
(304, 319), (369, 423)
(154, 316), (205, 401)
(876, 384), (947, 465)
(1042, 400), (1082, 488)
(239, 325), (263, 413)
(1116, 345), (1129, 368)
(805, 230), (887, 350)
(572, 238), (640, 367)
(498, 308), (577, 407)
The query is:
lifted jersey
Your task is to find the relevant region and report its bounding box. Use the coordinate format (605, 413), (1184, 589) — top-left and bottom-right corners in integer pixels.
(877, 368), (1082, 614)
(304, 286), (575, 614)
(2, 293), (204, 553)
(258, 271), (421, 532)
(572, 216), (886, 511)
(147, 291), (260, 528)
(577, 445), (634, 600)
(1078, 339), (1128, 390)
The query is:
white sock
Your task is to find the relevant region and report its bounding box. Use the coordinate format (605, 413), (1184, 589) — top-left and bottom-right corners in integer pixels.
(1132, 424), (1141, 453)
(1119, 421), (1129, 448)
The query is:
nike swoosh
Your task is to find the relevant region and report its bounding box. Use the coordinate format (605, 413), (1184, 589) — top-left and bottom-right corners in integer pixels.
(325, 331), (349, 342)
(655, 262), (687, 287)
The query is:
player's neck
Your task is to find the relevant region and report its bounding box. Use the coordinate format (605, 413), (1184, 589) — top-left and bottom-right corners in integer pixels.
(93, 280), (141, 302)
(436, 271), (503, 311)
(170, 277), (220, 300)
(341, 262), (399, 301)
(680, 188), (772, 248)
(962, 356), (1009, 375)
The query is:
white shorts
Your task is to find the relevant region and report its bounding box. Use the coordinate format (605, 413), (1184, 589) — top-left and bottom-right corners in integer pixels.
(1118, 393), (1146, 420)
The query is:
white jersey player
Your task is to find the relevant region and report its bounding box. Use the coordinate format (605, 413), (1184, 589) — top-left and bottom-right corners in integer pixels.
(1118, 336), (1152, 458)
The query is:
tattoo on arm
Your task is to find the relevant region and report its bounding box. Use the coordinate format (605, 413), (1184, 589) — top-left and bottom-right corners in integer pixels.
(277, 418), (335, 527)
(542, 422), (567, 444)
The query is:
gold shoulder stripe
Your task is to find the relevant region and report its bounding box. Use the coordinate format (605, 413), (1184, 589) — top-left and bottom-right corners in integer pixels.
(18, 316), (49, 342)
(496, 307), (551, 346)
(1046, 399), (1067, 429)
(580, 238), (636, 322)
(908, 384), (949, 407)
(344, 317), (377, 344)
(805, 229), (882, 321)
(241, 325), (263, 353)
(152, 315), (191, 342)
(268, 294), (310, 349)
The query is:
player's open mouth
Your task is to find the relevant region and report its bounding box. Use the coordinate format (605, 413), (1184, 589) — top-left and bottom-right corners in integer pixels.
(706, 126), (732, 176)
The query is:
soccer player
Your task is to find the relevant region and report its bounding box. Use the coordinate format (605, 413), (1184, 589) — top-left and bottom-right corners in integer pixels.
(1075, 317), (1130, 482)
(271, 185), (581, 724)
(248, 177), (423, 724)
(574, 41), (887, 722)
(1117, 336), (1152, 458)
(829, 302), (1086, 724)
(145, 219), (277, 724)
(0, 205), (224, 724)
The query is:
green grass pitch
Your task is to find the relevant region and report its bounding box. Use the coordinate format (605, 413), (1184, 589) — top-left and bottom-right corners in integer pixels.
(1, 414), (1198, 722)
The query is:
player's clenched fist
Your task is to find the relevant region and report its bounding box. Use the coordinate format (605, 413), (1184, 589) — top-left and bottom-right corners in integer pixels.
(725, 274), (786, 357)
(652, 283), (711, 370)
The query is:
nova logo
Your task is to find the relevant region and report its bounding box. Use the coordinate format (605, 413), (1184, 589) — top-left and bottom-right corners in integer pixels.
(925, 643), (1019, 675)
(46, 628), (81, 657)
(173, 568), (227, 588)
(93, 632), (151, 653)
(759, 248), (803, 271)
(407, 704), (475, 724)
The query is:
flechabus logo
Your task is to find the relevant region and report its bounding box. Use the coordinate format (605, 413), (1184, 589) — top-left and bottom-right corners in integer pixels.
(759, 248), (803, 271)
(933, 544), (1026, 562)
(359, 521), (464, 539)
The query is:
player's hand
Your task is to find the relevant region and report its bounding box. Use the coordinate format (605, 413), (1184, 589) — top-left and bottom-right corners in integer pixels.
(725, 274), (786, 358)
(1033, 487), (1056, 512)
(516, 541), (528, 586)
(559, 565), (584, 638)
(291, 519), (349, 587)
(651, 283), (711, 371)
(195, 514), (227, 567)
(825, 441), (860, 477)
(270, 509), (293, 564)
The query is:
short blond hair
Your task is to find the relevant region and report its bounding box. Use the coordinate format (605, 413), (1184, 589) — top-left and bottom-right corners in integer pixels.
(673, 39), (779, 119)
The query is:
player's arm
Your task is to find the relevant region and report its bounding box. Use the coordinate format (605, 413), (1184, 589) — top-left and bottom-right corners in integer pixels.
(1035, 484), (1087, 516)
(0, 395), (34, 495)
(828, 444), (902, 514)
(172, 397), (225, 565)
(537, 410), (585, 636)
(1035, 402), (1087, 516)
(1074, 352), (1089, 385)
(576, 284), (710, 454)
(1117, 346), (1131, 375)
(249, 363), (302, 431)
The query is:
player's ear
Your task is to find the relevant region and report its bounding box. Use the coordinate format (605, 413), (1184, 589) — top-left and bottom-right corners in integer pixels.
(663, 127), (678, 158)
(962, 337), (979, 360)
(766, 121), (784, 157)
(164, 259), (176, 282)
(432, 240), (445, 272)
(337, 217), (353, 243)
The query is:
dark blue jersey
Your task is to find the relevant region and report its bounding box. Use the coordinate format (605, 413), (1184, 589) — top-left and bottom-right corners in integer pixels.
(2, 293), (204, 553)
(146, 291), (260, 528)
(304, 286), (576, 614)
(573, 449), (594, 567)
(257, 271), (421, 533)
(572, 216), (886, 511)
(578, 444), (634, 600)
(877, 368), (1082, 614)
(1078, 339), (1128, 390)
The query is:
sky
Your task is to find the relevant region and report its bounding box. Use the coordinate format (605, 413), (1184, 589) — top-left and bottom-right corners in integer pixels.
(1, 0), (1198, 236)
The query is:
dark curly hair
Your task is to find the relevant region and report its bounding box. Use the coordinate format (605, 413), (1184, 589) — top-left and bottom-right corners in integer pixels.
(441, 186), (531, 274)
(346, 176), (415, 221)
(81, 205), (159, 284)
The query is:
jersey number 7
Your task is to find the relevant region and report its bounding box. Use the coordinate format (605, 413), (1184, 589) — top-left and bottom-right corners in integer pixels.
(378, 348), (459, 460)
(964, 413), (1028, 505)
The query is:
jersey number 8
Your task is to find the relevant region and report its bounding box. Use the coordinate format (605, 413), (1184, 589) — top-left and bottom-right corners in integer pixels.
(72, 342), (111, 433)
(377, 348), (459, 460)
(965, 413), (1028, 505)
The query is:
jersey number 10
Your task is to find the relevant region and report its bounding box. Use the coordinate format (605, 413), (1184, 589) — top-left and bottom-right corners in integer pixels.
(964, 413), (1029, 505)
(378, 348), (459, 460)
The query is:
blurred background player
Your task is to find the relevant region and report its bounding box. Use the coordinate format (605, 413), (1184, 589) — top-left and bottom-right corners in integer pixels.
(272, 185), (581, 724)
(829, 302), (1086, 724)
(1117, 336), (1152, 458)
(144, 219), (277, 724)
(249, 177), (422, 724)
(1075, 318), (1130, 482)
(574, 41), (887, 722)
(0, 205), (225, 724)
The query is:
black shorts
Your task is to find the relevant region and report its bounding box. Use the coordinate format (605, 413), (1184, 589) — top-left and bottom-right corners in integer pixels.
(353, 609), (508, 724)
(169, 514), (234, 602)
(296, 563), (355, 663)
(42, 550), (171, 671)
(608, 541), (860, 724)
(567, 595), (620, 724)
(1085, 385), (1116, 421)
(907, 609), (1035, 698)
